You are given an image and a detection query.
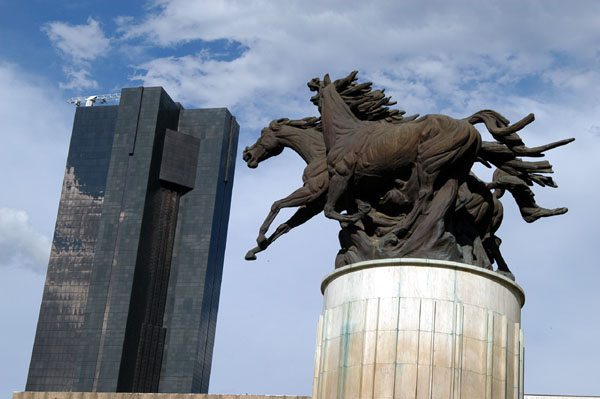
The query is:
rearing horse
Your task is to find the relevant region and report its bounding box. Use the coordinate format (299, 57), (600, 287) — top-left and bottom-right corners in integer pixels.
(318, 74), (482, 258)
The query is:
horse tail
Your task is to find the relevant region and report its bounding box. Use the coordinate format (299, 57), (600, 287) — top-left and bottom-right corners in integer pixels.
(466, 109), (574, 186)
(466, 109), (574, 222)
(467, 109), (532, 147)
(468, 109), (574, 157)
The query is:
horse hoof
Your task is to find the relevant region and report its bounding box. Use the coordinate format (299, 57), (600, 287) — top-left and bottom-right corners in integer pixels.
(383, 234), (399, 247)
(496, 270), (515, 281)
(245, 250), (257, 261)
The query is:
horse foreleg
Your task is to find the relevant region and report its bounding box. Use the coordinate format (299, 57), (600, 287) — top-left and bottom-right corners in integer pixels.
(256, 185), (323, 247)
(267, 201), (325, 247)
(324, 173), (370, 223)
(394, 176), (461, 258)
(245, 200), (324, 261)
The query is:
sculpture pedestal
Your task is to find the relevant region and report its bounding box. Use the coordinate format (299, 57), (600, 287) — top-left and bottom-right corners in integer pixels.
(312, 258), (525, 399)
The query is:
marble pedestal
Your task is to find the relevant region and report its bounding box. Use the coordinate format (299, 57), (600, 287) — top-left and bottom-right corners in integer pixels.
(312, 258), (525, 399)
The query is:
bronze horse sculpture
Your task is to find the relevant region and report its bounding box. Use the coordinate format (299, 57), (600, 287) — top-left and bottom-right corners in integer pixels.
(242, 118), (328, 261)
(244, 71), (573, 279)
(315, 74), (572, 271)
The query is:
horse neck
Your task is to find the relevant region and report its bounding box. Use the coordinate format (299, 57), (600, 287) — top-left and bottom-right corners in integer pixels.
(275, 125), (325, 164)
(320, 84), (361, 150)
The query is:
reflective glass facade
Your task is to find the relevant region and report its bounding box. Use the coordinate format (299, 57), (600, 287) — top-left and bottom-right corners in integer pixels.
(26, 106), (118, 392)
(26, 88), (238, 394)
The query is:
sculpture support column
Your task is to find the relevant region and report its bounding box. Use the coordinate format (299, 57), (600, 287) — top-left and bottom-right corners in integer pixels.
(312, 258), (525, 399)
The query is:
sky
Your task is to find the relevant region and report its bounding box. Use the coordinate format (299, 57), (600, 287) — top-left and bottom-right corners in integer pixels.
(0, 0), (599, 397)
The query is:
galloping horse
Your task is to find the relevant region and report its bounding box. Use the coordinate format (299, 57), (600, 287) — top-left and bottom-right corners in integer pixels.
(243, 74), (572, 278)
(318, 75), (484, 258)
(316, 74), (572, 264)
(242, 118), (329, 260)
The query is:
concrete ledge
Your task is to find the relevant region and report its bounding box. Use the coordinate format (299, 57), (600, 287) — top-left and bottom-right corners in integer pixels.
(321, 257), (525, 307)
(525, 397), (600, 399)
(13, 393), (599, 399)
(13, 394), (310, 399)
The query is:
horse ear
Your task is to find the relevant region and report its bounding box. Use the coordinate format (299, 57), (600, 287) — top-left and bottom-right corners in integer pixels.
(307, 78), (320, 92)
(324, 74), (331, 85)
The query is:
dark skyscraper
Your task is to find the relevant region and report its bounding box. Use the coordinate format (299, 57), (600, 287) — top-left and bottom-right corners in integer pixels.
(25, 87), (239, 394)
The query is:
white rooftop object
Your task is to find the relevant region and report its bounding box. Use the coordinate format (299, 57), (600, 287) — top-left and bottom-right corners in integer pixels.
(67, 93), (121, 107)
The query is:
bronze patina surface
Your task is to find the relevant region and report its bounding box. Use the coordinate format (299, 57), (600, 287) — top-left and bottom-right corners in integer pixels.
(243, 71), (573, 280)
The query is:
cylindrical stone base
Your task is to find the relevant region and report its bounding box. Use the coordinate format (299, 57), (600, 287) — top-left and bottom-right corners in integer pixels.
(312, 258), (525, 399)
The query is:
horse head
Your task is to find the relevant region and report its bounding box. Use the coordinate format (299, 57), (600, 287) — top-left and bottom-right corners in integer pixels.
(242, 118), (288, 168)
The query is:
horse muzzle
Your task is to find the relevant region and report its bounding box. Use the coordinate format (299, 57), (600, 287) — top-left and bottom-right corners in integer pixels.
(243, 148), (259, 168)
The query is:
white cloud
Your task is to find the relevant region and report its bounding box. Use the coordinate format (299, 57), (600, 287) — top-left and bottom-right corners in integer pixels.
(0, 62), (71, 245)
(43, 17), (110, 63)
(59, 67), (99, 90)
(0, 208), (51, 274)
(43, 17), (110, 90)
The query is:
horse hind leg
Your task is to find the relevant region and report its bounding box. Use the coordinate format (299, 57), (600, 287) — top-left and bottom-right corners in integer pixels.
(393, 175), (463, 259)
(387, 162), (427, 238)
(484, 236), (515, 281)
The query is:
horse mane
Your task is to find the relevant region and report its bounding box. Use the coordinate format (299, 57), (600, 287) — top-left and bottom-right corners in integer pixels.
(269, 116), (320, 131)
(268, 116), (326, 156)
(268, 70), (418, 136)
(307, 70), (419, 123)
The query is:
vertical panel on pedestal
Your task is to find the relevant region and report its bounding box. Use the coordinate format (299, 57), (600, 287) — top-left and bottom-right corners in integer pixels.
(313, 260), (525, 399)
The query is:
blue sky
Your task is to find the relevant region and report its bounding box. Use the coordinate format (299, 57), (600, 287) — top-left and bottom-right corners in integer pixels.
(1, 0), (599, 397)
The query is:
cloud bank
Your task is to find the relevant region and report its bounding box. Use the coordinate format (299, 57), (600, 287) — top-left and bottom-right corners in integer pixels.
(0, 208), (50, 274)
(117, 1), (600, 121)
